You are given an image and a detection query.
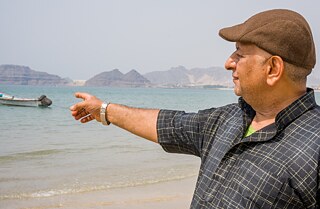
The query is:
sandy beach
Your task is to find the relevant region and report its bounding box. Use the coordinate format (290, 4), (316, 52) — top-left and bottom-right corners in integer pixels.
(2, 176), (197, 209)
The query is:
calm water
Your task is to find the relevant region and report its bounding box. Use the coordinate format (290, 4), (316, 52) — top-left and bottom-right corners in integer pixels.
(1, 85), (319, 207)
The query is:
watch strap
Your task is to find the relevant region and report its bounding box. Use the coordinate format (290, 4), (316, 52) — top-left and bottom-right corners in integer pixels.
(100, 102), (110, 125)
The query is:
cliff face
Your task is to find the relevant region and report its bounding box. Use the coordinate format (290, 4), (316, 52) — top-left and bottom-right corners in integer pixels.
(85, 66), (232, 88)
(143, 66), (190, 87)
(0, 65), (70, 86)
(144, 66), (233, 87)
(85, 69), (151, 87)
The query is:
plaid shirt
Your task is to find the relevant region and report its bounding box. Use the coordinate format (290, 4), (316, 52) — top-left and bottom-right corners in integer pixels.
(157, 88), (320, 209)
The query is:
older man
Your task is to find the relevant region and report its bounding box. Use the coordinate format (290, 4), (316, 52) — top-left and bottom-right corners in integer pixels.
(71, 9), (319, 208)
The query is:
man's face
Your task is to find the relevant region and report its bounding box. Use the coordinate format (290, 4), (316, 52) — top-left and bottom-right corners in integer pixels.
(224, 42), (271, 100)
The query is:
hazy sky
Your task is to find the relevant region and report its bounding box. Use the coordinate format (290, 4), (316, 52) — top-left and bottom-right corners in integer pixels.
(0, 0), (319, 80)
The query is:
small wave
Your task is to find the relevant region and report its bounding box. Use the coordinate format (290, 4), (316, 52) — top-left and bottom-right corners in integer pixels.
(0, 185), (109, 200)
(0, 173), (197, 200)
(0, 149), (61, 163)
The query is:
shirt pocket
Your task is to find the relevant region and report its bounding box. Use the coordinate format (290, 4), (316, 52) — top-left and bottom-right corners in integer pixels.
(222, 160), (285, 209)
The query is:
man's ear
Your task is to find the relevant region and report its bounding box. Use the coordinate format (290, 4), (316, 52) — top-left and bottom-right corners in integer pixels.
(266, 56), (284, 86)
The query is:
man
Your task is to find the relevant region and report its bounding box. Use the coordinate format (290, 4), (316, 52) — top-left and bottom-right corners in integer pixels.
(70, 9), (319, 208)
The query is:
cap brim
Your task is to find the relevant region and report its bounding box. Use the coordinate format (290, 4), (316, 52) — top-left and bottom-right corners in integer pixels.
(219, 23), (246, 42)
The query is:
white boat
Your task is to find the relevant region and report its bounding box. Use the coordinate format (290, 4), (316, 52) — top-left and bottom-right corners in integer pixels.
(0, 93), (52, 107)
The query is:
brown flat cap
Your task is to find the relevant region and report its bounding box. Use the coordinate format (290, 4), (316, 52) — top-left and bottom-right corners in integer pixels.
(219, 9), (316, 70)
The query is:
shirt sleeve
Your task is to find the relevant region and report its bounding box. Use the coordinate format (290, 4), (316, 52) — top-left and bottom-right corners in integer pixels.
(157, 108), (215, 157)
(317, 170), (320, 208)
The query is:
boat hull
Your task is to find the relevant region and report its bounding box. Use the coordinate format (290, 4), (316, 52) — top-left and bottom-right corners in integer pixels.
(0, 93), (52, 107)
(0, 98), (42, 107)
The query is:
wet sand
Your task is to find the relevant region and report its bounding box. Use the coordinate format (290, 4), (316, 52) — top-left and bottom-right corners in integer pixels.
(2, 176), (197, 209)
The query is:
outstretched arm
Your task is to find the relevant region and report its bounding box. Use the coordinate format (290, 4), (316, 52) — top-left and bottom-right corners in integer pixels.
(70, 92), (160, 143)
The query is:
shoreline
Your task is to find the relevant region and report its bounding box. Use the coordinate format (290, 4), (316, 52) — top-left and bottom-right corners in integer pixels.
(2, 176), (198, 209)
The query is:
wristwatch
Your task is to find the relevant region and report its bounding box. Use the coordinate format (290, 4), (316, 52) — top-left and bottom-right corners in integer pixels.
(100, 102), (110, 125)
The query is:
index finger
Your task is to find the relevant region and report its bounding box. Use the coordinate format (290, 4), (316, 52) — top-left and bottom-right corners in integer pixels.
(74, 92), (92, 100)
(70, 100), (85, 111)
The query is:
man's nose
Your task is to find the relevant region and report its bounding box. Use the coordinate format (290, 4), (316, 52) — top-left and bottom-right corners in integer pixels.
(225, 57), (236, 70)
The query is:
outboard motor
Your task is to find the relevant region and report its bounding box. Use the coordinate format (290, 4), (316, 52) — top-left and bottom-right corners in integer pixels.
(38, 95), (52, 107)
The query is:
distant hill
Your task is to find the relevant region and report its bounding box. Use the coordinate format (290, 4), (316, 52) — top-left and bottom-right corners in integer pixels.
(144, 65), (233, 87)
(2, 64), (319, 88)
(85, 69), (151, 87)
(0, 65), (70, 86)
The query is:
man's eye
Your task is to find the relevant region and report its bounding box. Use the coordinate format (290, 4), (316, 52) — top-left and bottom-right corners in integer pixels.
(236, 53), (244, 58)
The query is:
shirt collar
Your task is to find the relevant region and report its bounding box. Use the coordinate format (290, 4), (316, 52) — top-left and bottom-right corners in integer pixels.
(275, 88), (317, 132)
(238, 88), (318, 133)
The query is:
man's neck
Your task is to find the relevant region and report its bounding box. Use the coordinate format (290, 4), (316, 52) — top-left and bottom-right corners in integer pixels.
(251, 112), (276, 131)
(250, 89), (306, 131)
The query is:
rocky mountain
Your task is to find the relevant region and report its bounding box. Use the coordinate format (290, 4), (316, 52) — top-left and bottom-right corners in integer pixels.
(143, 66), (190, 87)
(85, 69), (151, 87)
(3, 64), (319, 88)
(144, 65), (232, 87)
(0, 65), (70, 86)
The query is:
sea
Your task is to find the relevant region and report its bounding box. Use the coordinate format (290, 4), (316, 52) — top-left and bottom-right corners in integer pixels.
(1, 85), (319, 208)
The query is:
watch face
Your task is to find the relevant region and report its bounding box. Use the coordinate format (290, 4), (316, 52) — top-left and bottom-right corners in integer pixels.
(102, 103), (108, 108)
(101, 103), (107, 111)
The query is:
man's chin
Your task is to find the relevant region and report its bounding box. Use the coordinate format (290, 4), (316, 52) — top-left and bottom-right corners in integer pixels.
(233, 88), (242, 96)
